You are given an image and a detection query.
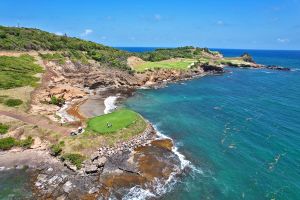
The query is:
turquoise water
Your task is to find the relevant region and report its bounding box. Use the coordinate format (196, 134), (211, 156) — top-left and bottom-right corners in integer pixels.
(0, 49), (299, 199)
(125, 49), (300, 199)
(0, 169), (33, 199)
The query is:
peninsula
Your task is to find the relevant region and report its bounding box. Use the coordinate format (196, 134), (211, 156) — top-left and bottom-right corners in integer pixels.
(0, 26), (285, 199)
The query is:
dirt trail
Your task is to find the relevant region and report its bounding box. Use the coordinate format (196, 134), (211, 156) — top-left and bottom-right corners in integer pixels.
(0, 110), (72, 135)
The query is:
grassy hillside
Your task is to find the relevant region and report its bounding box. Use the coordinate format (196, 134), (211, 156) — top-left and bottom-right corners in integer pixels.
(0, 54), (43, 89)
(0, 26), (224, 71)
(0, 26), (131, 70)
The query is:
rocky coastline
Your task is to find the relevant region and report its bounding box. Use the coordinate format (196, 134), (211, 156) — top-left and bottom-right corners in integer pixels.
(0, 51), (292, 199)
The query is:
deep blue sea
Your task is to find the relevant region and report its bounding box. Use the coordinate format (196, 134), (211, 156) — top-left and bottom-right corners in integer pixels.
(123, 48), (300, 199)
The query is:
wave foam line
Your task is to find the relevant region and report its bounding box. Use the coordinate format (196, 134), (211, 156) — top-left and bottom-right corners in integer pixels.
(104, 96), (118, 114)
(121, 124), (204, 200)
(153, 125), (203, 174)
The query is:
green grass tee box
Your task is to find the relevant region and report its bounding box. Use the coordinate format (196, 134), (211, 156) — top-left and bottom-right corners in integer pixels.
(87, 109), (141, 134)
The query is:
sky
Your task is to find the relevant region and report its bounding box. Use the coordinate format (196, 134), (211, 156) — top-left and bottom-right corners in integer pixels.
(1, 0), (300, 50)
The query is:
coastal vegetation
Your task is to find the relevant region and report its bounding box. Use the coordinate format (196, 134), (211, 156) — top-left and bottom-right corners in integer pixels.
(50, 141), (65, 156)
(0, 123), (9, 135)
(39, 53), (66, 65)
(0, 95), (23, 107)
(0, 54), (43, 89)
(0, 136), (34, 150)
(61, 153), (85, 169)
(4, 98), (23, 107)
(0, 26), (131, 70)
(49, 96), (65, 107)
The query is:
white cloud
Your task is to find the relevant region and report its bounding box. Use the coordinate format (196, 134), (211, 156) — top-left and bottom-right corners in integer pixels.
(100, 36), (107, 40)
(277, 38), (290, 43)
(55, 32), (63, 36)
(81, 29), (93, 36)
(154, 14), (161, 21)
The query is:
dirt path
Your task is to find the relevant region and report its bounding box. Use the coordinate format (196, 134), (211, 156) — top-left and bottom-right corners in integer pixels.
(0, 110), (72, 135)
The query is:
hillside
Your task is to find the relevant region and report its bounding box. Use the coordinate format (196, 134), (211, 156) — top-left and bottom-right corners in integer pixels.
(0, 26), (226, 71)
(0, 26), (131, 70)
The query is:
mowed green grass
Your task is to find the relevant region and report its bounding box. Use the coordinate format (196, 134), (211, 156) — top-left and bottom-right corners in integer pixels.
(0, 54), (44, 89)
(135, 59), (195, 72)
(87, 109), (147, 134)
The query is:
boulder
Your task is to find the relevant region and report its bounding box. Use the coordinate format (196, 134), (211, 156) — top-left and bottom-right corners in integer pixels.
(63, 181), (73, 193)
(88, 187), (99, 194)
(95, 157), (107, 167)
(64, 161), (77, 171)
(85, 164), (98, 174)
(90, 152), (99, 161)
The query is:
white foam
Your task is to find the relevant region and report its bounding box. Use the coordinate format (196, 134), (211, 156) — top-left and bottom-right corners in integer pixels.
(104, 96), (118, 114)
(121, 124), (204, 199)
(155, 125), (205, 176)
(291, 68), (300, 72)
(122, 186), (156, 200)
(154, 125), (194, 170)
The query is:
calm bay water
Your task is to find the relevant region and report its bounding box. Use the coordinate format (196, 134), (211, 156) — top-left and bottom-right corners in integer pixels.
(124, 48), (300, 199)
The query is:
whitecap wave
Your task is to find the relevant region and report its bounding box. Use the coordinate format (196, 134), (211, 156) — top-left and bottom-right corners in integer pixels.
(154, 125), (202, 173)
(104, 96), (118, 114)
(291, 68), (300, 72)
(120, 124), (204, 199)
(122, 186), (156, 200)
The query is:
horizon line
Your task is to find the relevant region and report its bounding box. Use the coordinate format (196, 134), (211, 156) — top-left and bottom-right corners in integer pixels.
(115, 46), (300, 51)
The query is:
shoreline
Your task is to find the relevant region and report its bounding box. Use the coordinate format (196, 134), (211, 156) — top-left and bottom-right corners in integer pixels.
(0, 71), (210, 199)
(2, 61), (281, 199)
(1, 63), (288, 199)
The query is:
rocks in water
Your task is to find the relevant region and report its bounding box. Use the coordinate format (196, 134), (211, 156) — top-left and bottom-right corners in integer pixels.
(266, 65), (290, 71)
(200, 63), (224, 72)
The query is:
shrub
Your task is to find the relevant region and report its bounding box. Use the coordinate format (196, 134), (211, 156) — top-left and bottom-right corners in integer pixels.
(50, 141), (65, 156)
(0, 137), (16, 150)
(49, 96), (65, 107)
(18, 136), (34, 149)
(0, 123), (9, 135)
(62, 153), (85, 169)
(4, 99), (23, 107)
(241, 53), (254, 63)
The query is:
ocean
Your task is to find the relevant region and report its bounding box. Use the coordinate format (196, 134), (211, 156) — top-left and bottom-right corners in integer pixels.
(123, 48), (300, 199)
(1, 48), (299, 199)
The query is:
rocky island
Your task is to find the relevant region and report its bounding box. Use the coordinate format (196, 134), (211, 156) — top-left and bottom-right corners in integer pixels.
(0, 26), (289, 199)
